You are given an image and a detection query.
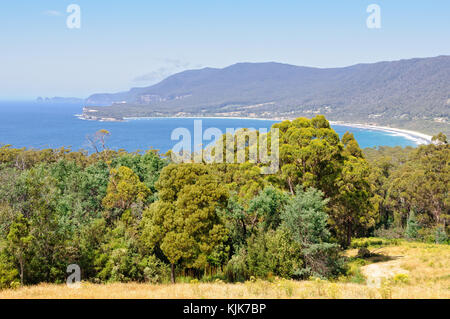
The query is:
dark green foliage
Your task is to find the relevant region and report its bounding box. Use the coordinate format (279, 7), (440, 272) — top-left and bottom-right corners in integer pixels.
(365, 134), (449, 242)
(281, 186), (330, 244)
(95, 214), (144, 282)
(140, 255), (171, 284)
(245, 228), (303, 279)
(0, 252), (19, 289)
(224, 248), (248, 282)
(140, 163), (229, 283)
(225, 228), (303, 282)
(272, 116), (378, 247)
(248, 187), (288, 231)
(434, 226), (448, 244)
(405, 210), (420, 239)
(281, 186), (345, 278)
(0, 147), (168, 287)
(6, 214), (33, 285)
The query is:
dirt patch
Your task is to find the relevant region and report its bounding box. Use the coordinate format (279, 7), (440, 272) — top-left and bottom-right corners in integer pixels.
(362, 258), (409, 287)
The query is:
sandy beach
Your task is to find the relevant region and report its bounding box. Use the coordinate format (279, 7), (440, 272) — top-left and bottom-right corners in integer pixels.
(328, 121), (432, 145)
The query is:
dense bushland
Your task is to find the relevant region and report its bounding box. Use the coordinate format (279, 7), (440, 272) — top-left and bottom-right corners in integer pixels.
(0, 116), (448, 288)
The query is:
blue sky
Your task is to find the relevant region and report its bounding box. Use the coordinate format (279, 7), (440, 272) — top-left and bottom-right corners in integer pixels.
(1, 0), (449, 99)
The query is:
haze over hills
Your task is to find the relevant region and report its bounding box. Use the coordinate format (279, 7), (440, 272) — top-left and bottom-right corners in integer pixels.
(82, 56), (450, 135)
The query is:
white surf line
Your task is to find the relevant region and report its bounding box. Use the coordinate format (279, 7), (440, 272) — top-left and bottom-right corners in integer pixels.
(329, 121), (432, 145)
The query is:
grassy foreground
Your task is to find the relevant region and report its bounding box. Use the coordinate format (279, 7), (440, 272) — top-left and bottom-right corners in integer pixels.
(1, 241), (448, 299)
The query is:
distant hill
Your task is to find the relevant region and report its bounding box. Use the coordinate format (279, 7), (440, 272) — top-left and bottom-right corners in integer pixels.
(83, 56), (450, 135)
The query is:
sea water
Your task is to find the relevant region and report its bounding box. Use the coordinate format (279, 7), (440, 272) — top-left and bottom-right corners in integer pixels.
(0, 101), (418, 153)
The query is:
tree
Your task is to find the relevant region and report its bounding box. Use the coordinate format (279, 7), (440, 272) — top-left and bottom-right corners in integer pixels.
(7, 214), (33, 285)
(12, 166), (68, 284)
(141, 164), (229, 283)
(95, 213), (148, 283)
(434, 226), (448, 244)
(102, 166), (151, 220)
(0, 252), (19, 289)
(111, 150), (168, 196)
(331, 157), (377, 247)
(431, 132), (448, 145)
(247, 187), (288, 231)
(87, 129), (110, 154)
(281, 186), (343, 278)
(273, 116), (343, 196)
(384, 137), (449, 228)
(342, 132), (364, 158)
(0, 203), (17, 239)
(212, 162), (267, 205)
(405, 210), (419, 239)
(239, 228), (303, 280)
(281, 187), (330, 244)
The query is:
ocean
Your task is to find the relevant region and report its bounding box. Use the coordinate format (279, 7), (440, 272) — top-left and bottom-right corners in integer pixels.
(0, 101), (418, 153)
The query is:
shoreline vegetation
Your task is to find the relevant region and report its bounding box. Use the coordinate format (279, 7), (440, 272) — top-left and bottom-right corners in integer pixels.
(76, 113), (433, 145)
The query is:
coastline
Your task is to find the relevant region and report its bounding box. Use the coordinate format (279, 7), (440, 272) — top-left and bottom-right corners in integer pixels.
(122, 116), (433, 145)
(77, 113), (433, 146)
(328, 121), (432, 145)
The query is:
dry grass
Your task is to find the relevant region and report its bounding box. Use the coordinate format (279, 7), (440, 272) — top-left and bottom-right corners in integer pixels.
(1, 241), (448, 299)
(348, 241), (450, 288)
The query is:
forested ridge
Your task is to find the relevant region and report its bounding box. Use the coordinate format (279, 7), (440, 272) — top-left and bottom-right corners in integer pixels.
(0, 116), (448, 288)
(84, 56), (450, 135)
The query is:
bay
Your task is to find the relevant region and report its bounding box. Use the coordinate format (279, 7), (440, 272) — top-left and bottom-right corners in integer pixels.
(0, 101), (418, 153)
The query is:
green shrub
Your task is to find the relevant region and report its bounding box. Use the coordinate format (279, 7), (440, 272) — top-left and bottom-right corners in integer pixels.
(0, 252), (19, 289)
(224, 228), (306, 282)
(405, 210), (420, 239)
(281, 186), (345, 279)
(419, 226), (449, 244)
(141, 255), (170, 284)
(351, 237), (390, 248)
(225, 248), (249, 282)
(345, 258), (368, 284)
(245, 229), (303, 279)
(434, 226), (448, 244)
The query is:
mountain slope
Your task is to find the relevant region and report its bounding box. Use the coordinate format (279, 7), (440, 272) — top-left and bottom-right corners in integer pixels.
(84, 56), (450, 134)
